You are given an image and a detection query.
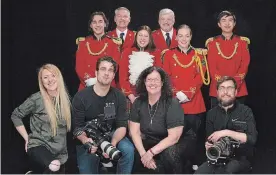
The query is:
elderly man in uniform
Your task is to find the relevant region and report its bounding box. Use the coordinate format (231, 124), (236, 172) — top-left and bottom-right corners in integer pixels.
(152, 8), (178, 53)
(108, 7), (135, 53)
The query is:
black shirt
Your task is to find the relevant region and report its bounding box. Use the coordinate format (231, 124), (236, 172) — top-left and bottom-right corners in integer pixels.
(130, 97), (184, 140)
(206, 101), (258, 157)
(72, 86), (128, 133)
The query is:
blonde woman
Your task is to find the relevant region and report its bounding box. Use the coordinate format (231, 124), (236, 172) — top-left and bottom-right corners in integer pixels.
(11, 64), (71, 174)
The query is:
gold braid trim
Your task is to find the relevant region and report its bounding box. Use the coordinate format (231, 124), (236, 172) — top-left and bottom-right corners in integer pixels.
(195, 50), (210, 85)
(216, 42), (238, 60)
(172, 53), (196, 68)
(86, 42), (108, 56)
(215, 74), (221, 81)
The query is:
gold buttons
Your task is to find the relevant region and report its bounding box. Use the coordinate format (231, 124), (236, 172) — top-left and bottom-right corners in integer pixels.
(88, 65), (90, 67)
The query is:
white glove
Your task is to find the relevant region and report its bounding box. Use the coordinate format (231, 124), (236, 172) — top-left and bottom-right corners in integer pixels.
(176, 91), (190, 103)
(85, 77), (97, 87)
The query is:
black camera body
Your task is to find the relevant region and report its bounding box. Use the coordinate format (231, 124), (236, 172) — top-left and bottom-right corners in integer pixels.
(206, 136), (240, 165)
(74, 119), (122, 167)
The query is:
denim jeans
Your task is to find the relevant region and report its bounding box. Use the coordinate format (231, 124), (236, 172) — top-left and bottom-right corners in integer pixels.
(76, 137), (134, 174)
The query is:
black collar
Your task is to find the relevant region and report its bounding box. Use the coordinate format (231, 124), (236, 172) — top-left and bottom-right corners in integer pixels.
(220, 34), (235, 40)
(176, 45), (193, 54)
(91, 33), (107, 40)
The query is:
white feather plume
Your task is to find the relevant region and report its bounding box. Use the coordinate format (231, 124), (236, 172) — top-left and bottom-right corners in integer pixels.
(128, 51), (154, 85)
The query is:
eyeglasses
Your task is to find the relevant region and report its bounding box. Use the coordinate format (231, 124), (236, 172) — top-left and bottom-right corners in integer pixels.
(218, 86), (235, 92)
(145, 78), (161, 83)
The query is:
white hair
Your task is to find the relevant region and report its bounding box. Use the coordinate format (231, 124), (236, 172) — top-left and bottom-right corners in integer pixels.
(159, 8), (175, 18)
(115, 7), (131, 17)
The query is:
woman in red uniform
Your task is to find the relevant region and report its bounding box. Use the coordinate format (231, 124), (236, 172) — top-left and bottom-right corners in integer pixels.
(119, 25), (162, 105)
(162, 24), (210, 169)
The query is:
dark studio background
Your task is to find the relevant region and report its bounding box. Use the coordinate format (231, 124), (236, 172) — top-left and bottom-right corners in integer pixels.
(2, 0), (276, 173)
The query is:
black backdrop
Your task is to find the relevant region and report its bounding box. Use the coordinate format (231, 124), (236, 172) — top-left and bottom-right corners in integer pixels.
(2, 0), (276, 173)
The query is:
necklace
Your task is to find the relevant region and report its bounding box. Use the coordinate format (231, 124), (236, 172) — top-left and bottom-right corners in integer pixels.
(148, 100), (160, 125)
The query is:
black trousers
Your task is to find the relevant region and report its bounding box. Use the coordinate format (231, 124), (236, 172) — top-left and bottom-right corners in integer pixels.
(27, 146), (65, 174)
(194, 158), (251, 174)
(184, 113), (205, 166)
(132, 135), (197, 174)
(210, 96), (247, 109)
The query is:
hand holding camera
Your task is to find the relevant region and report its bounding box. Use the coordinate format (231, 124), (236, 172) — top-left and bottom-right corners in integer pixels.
(83, 138), (98, 154)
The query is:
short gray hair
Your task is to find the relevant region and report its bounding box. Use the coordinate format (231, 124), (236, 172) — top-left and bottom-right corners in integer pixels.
(159, 8), (175, 18)
(115, 7), (131, 17)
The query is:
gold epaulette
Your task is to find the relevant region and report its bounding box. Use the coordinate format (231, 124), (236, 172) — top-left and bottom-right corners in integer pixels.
(205, 37), (214, 47)
(195, 48), (208, 55)
(112, 37), (123, 45)
(76, 37), (85, 45)
(161, 49), (170, 64)
(240, 36), (250, 44)
(133, 31), (137, 36)
(161, 49), (169, 56)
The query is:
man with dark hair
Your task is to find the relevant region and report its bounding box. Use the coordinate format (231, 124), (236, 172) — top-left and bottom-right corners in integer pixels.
(75, 11), (122, 91)
(195, 76), (257, 174)
(108, 7), (135, 52)
(72, 56), (134, 174)
(206, 10), (251, 108)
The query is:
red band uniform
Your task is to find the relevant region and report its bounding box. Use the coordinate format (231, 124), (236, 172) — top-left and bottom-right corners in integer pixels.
(162, 46), (210, 114)
(205, 35), (250, 97)
(108, 29), (135, 52)
(152, 29), (178, 51)
(75, 34), (121, 91)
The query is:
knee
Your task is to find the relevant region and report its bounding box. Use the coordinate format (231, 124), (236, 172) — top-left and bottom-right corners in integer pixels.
(162, 144), (178, 158)
(48, 160), (60, 172)
(118, 139), (135, 156)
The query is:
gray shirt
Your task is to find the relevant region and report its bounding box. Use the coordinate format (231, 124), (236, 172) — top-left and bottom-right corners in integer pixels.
(11, 92), (68, 164)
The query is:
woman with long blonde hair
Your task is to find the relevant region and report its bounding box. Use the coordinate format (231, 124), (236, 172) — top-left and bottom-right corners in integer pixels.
(11, 64), (71, 174)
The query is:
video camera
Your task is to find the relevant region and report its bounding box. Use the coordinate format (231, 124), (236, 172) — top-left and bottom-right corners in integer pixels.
(73, 118), (122, 167)
(206, 136), (240, 165)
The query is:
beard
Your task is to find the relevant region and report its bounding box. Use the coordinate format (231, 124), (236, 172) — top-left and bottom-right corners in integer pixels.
(218, 96), (236, 107)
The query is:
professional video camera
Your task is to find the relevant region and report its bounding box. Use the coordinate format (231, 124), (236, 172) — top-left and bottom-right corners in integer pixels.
(206, 136), (240, 165)
(73, 118), (122, 167)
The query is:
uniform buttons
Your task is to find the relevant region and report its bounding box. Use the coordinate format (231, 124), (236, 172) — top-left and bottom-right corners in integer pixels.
(88, 65), (90, 67)
(174, 64), (177, 66)
(175, 76), (178, 78)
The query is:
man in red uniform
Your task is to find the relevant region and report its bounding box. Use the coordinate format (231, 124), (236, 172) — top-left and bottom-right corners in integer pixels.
(163, 24), (210, 170)
(76, 11), (121, 91)
(108, 7), (135, 53)
(152, 8), (178, 52)
(206, 10), (250, 108)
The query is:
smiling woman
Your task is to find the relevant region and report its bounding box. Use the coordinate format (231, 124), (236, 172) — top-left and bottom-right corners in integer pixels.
(10, 64), (71, 174)
(129, 66), (196, 173)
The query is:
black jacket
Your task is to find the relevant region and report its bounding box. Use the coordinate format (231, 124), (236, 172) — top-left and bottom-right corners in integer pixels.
(206, 101), (258, 158)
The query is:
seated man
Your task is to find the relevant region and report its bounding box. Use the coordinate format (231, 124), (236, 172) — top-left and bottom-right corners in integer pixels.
(195, 76), (257, 174)
(72, 56), (134, 174)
